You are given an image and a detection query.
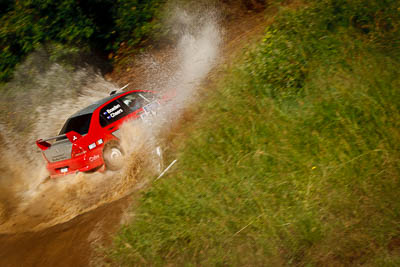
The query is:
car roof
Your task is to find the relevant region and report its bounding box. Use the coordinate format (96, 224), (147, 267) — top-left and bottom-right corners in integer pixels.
(69, 92), (125, 118)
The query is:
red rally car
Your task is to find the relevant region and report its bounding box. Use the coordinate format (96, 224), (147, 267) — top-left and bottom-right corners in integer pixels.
(36, 89), (161, 178)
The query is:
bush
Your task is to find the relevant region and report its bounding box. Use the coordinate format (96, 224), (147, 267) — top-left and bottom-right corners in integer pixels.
(0, 0), (165, 82)
(244, 0), (400, 99)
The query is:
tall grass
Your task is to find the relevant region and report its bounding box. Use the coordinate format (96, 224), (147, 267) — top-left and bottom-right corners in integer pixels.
(110, 1), (400, 265)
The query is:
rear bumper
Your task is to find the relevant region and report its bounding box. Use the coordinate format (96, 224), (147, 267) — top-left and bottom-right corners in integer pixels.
(46, 149), (104, 178)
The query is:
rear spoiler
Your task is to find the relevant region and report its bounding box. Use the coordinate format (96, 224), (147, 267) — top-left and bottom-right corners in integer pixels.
(36, 131), (82, 151)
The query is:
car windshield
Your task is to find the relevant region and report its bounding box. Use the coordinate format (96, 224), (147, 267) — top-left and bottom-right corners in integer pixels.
(58, 113), (92, 138)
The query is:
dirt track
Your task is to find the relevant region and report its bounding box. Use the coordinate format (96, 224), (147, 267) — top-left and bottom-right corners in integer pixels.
(0, 196), (131, 267)
(0, 7), (271, 266)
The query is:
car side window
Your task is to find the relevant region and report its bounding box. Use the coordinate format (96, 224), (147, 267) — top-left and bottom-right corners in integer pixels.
(99, 92), (155, 127)
(99, 100), (130, 127)
(119, 92), (154, 111)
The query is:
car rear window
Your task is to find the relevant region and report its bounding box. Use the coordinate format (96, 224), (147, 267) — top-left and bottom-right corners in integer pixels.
(58, 113), (92, 137)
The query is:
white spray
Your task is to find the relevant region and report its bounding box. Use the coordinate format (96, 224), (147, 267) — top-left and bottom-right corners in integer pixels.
(0, 8), (221, 233)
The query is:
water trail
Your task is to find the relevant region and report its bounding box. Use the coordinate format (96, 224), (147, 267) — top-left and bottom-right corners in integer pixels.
(0, 7), (221, 233)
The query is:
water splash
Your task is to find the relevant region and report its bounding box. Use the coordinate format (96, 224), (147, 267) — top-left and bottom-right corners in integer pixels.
(0, 7), (221, 233)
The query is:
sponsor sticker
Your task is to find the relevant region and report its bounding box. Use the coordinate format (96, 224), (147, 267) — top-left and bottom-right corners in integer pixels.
(89, 154), (100, 162)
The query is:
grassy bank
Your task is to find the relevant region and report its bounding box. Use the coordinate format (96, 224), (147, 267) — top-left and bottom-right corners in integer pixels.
(110, 1), (400, 265)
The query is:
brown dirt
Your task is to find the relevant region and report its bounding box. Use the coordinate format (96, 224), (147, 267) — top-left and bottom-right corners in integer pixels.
(0, 5), (275, 267)
(0, 196), (133, 267)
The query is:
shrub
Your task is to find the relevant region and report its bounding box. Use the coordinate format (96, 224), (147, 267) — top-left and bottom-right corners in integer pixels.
(245, 0), (400, 99)
(0, 0), (165, 82)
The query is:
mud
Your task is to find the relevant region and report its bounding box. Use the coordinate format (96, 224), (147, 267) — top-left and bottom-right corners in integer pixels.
(0, 196), (132, 267)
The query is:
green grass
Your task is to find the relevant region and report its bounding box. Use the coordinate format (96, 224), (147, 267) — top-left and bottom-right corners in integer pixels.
(110, 1), (400, 265)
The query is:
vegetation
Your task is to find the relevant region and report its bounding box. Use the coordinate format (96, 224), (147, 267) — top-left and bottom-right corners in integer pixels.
(110, 0), (400, 265)
(0, 0), (273, 82)
(0, 0), (165, 82)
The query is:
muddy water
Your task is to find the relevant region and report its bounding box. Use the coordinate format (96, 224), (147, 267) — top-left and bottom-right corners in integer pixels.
(0, 8), (221, 266)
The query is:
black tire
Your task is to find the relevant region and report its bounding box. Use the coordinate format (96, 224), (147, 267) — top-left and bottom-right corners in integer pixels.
(103, 140), (125, 171)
